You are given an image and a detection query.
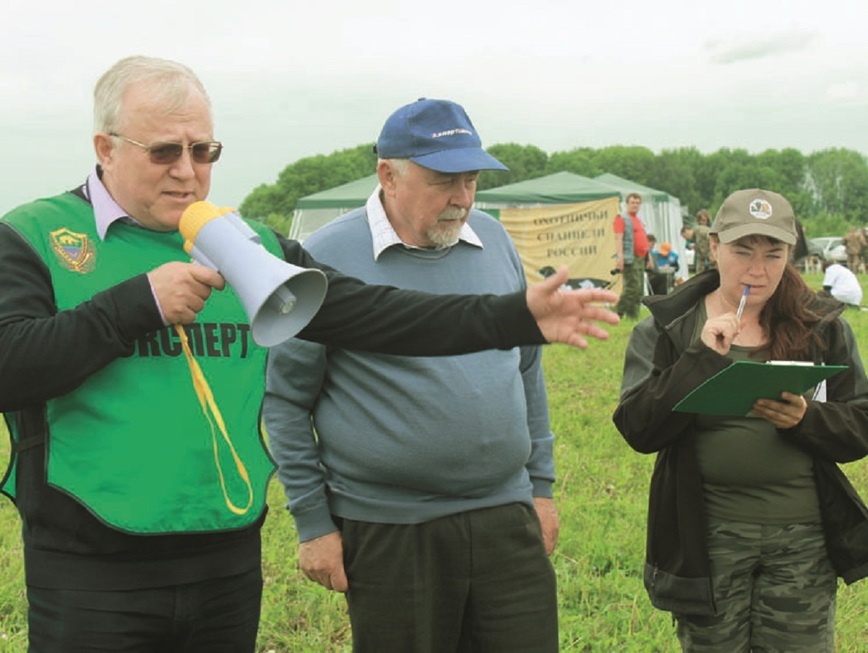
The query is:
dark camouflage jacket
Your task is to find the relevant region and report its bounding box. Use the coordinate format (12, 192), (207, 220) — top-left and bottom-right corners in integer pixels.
(613, 270), (868, 616)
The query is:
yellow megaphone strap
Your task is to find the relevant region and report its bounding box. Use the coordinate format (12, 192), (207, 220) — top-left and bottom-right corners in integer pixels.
(174, 324), (253, 515)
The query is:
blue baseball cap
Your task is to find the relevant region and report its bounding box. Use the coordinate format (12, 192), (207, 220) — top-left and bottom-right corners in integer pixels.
(374, 98), (508, 173)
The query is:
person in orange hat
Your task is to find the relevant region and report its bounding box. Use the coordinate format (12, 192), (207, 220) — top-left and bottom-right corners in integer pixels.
(652, 241), (680, 273)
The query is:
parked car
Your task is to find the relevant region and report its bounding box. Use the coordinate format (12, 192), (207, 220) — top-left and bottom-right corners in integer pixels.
(806, 239), (824, 258)
(808, 237), (847, 263)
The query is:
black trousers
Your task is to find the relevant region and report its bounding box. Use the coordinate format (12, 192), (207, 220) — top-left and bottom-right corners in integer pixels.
(341, 502), (559, 653)
(26, 568), (262, 653)
(647, 270), (673, 295)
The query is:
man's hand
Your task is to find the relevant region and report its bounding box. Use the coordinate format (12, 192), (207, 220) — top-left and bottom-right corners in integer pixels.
(526, 266), (620, 348)
(534, 497), (560, 556)
(298, 531), (348, 592)
(148, 262), (225, 325)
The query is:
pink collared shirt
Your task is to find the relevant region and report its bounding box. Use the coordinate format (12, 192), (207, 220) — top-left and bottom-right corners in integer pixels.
(84, 167), (168, 324)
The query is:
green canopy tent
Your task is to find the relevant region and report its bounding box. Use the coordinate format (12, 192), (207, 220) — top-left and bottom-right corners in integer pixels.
(288, 171), (619, 242)
(474, 171), (622, 208)
(288, 173), (379, 242)
(290, 171), (629, 241)
(475, 172), (623, 290)
(288, 170), (686, 284)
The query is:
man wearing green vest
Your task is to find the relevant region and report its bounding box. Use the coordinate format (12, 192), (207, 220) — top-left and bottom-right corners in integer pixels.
(0, 55), (619, 652)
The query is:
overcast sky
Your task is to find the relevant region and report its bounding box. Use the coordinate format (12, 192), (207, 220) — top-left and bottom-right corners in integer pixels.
(2, 0), (866, 216)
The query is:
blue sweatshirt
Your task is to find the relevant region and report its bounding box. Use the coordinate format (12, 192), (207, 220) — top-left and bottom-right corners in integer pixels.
(264, 201), (555, 541)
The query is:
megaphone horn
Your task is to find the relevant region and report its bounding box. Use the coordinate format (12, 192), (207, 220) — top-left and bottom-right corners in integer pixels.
(179, 201), (328, 347)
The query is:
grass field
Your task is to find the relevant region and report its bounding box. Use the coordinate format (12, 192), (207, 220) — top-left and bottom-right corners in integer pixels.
(0, 272), (866, 651)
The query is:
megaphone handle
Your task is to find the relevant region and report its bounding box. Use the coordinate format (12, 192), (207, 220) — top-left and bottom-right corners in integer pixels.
(188, 245), (218, 271)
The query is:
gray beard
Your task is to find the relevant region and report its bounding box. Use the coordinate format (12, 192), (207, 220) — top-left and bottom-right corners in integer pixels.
(425, 207), (467, 247)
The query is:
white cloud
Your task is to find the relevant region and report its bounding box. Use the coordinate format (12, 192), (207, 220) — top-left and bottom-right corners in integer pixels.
(704, 30), (818, 65)
(825, 81), (862, 103)
(2, 0), (868, 216)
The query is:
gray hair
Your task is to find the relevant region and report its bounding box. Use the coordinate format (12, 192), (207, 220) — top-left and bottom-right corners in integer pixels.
(93, 55), (211, 134)
(382, 158), (410, 178)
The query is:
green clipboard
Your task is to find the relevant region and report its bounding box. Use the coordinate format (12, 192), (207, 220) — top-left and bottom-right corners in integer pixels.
(673, 361), (847, 416)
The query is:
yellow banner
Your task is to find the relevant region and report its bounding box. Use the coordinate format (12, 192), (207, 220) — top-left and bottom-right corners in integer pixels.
(499, 197), (620, 291)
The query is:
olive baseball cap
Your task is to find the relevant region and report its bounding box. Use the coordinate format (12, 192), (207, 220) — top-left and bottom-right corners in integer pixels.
(710, 189), (797, 245)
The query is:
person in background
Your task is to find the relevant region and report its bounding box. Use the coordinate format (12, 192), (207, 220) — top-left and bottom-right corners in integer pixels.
(613, 188), (868, 652)
(652, 241), (680, 273)
(614, 192), (650, 319)
(646, 233), (658, 269)
(646, 234), (672, 295)
(842, 226), (866, 273)
(0, 58), (619, 652)
(793, 218), (810, 264)
(683, 209), (712, 274)
(861, 227), (868, 271)
(264, 98), (568, 653)
(821, 259), (863, 307)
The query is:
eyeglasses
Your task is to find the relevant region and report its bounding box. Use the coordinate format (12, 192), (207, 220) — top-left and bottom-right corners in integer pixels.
(109, 133), (223, 165)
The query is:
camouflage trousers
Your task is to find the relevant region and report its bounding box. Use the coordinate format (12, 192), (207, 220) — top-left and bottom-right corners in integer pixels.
(694, 247), (711, 274)
(615, 257), (645, 319)
(675, 520), (837, 652)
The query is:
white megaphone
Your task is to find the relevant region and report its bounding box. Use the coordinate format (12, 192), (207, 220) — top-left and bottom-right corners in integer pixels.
(179, 201), (328, 347)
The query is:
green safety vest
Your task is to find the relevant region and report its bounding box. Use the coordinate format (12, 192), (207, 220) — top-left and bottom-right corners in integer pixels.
(1, 193), (275, 534)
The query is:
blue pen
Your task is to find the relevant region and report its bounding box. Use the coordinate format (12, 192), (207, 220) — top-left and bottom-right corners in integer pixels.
(736, 285), (750, 320)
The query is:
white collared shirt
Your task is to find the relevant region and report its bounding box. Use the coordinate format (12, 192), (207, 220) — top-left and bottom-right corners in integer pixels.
(365, 185), (483, 261)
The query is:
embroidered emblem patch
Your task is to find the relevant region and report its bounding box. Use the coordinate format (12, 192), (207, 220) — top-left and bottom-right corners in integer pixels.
(50, 227), (96, 273)
(748, 199), (773, 219)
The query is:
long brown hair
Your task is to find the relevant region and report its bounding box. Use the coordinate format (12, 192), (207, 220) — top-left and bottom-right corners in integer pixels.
(758, 264), (826, 360)
(710, 233), (827, 360)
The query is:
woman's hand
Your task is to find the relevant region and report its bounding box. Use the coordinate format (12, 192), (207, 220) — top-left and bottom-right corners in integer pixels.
(700, 313), (740, 355)
(752, 391), (808, 429)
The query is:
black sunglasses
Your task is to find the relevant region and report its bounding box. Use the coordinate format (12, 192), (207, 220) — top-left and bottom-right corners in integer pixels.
(109, 132), (223, 165)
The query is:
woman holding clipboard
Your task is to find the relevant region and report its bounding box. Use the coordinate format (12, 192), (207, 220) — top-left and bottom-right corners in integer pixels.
(613, 188), (868, 652)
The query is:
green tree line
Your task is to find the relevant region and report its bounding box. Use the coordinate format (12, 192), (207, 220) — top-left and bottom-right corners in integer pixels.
(240, 143), (868, 238)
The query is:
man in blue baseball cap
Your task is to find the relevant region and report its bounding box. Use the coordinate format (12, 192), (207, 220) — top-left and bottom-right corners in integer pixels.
(370, 97), (509, 248)
(265, 98), (564, 652)
(375, 97), (508, 173)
